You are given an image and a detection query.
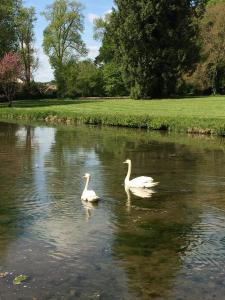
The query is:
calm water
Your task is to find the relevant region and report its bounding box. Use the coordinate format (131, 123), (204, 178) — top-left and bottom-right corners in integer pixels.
(1, 122), (225, 299)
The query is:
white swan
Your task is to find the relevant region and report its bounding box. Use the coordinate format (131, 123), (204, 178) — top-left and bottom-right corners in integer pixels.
(123, 159), (158, 188)
(81, 173), (99, 202)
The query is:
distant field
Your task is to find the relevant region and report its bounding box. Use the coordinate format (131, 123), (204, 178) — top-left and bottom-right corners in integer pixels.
(1, 96), (225, 135)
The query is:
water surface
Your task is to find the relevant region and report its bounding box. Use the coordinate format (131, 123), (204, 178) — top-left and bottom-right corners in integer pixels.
(0, 122), (225, 299)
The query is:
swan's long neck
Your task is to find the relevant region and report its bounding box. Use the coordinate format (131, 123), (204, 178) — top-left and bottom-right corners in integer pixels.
(125, 162), (131, 184)
(84, 176), (90, 191)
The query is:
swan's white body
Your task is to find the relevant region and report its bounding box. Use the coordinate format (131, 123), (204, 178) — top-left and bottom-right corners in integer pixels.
(124, 159), (158, 188)
(81, 173), (99, 202)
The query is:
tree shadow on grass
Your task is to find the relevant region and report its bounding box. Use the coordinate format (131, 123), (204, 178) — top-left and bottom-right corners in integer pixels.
(0, 99), (105, 108)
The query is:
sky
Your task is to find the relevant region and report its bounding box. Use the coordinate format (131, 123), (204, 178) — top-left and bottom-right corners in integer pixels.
(23, 0), (114, 82)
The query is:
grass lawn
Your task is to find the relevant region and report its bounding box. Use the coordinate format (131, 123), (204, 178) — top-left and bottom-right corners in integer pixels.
(0, 96), (225, 135)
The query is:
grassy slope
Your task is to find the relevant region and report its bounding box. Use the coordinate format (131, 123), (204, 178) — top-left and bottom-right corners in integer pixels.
(0, 96), (225, 135)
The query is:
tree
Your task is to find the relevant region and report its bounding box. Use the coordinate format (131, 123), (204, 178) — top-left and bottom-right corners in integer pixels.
(110, 0), (200, 99)
(0, 0), (21, 58)
(198, 0), (225, 94)
(102, 62), (128, 96)
(0, 52), (22, 106)
(191, 0), (209, 17)
(15, 6), (37, 88)
(75, 60), (104, 97)
(61, 59), (79, 97)
(94, 13), (128, 96)
(42, 0), (87, 96)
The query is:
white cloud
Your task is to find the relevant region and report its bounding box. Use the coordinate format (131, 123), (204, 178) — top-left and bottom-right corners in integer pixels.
(87, 45), (100, 59)
(104, 9), (112, 15)
(34, 47), (54, 83)
(87, 13), (99, 24)
(88, 10), (112, 24)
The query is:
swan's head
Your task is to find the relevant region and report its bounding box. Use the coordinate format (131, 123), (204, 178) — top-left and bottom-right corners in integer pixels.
(123, 159), (131, 164)
(83, 173), (91, 179)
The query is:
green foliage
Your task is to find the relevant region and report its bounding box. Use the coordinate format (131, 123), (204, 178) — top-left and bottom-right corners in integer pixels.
(0, 0), (21, 58)
(57, 59), (105, 97)
(93, 13), (116, 64)
(102, 62), (128, 96)
(61, 59), (127, 98)
(75, 60), (104, 97)
(13, 275), (28, 285)
(42, 0), (87, 96)
(130, 82), (142, 100)
(93, 13), (111, 41)
(207, 0), (225, 6)
(0, 1), (37, 90)
(62, 60), (104, 98)
(99, 1), (200, 98)
(62, 60), (79, 97)
(186, 0), (225, 94)
(15, 6), (37, 87)
(94, 12), (128, 96)
(42, 0), (87, 66)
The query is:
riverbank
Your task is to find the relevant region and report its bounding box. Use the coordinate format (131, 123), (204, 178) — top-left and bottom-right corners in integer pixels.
(0, 97), (225, 135)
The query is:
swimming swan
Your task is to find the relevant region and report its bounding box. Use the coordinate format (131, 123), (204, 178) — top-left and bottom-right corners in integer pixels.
(123, 159), (158, 188)
(81, 173), (99, 202)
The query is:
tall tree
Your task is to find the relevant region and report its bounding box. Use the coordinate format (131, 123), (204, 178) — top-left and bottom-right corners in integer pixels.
(15, 6), (37, 87)
(194, 0), (225, 94)
(94, 13), (128, 96)
(42, 0), (87, 96)
(0, 0), (21, 58)
(111, 0), (200, 98)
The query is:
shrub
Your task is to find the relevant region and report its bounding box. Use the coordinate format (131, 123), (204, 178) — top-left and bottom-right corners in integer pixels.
(0, 52), (22, 106)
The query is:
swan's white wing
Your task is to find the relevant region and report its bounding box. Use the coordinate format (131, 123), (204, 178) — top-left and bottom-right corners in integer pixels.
(82, 190), (99, 202)
(129, 187), (155, 198)
(88, 190), (98, 198)
(129, 176), (157, 188)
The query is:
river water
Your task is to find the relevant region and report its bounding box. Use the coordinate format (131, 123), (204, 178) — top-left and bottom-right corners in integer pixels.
(0, 121), (225, 299)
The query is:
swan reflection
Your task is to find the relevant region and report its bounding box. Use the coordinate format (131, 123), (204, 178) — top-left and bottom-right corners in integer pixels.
(81, 200), (99, 220)
(125, 186), (155, 211)
(129, 187), (155, 198)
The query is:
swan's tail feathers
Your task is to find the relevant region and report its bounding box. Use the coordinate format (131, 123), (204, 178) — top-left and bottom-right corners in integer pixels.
(146, 181), (159, 188)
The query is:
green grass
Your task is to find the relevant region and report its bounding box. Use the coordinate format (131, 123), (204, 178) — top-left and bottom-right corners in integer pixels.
(1, 96), (225, 135)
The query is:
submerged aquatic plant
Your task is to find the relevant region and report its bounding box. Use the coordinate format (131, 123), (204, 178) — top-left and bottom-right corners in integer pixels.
(13, 274), (29, 285)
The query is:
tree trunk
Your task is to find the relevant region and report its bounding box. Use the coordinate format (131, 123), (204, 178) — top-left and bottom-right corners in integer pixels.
(212, 69), (218, 95)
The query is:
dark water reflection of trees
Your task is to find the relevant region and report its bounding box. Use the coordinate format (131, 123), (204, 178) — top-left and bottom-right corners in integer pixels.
(0, 122), (35, 260)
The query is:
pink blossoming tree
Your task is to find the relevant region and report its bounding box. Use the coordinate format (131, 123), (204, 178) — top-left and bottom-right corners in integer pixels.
(0, 52), (22, 107)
